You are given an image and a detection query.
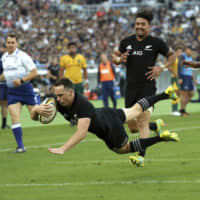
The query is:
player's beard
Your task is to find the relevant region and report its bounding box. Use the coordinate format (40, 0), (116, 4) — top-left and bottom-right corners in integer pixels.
(136, 30), (148, 40)
(136, 28), (144, 35)
(137, 34), (144, 39)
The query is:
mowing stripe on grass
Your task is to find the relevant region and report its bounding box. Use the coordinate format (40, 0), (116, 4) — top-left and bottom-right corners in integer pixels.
(1, 180), (200, 187)
(1, 125), (200, 153)
(171, 126), (200, 131)
(0, 138), (99, 153)
(51, 158), (200, 165)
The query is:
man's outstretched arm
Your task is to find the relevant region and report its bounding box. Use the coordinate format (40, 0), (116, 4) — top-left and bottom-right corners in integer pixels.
(48, 118), (91, 155)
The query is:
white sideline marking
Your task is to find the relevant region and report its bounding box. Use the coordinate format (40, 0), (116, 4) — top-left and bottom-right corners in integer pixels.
(0, 126), (200, 153)
(1, 180), (200, 187)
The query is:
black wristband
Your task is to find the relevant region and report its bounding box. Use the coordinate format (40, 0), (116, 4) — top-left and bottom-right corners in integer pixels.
(20, 78), (24, 84)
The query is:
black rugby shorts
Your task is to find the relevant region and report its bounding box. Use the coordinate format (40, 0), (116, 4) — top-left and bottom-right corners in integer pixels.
(99, 108), (129, 151)
(125, 83), (156, 108)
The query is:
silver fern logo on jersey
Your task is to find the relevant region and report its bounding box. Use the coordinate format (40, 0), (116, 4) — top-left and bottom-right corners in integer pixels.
(126, 45), (132, 50)
(144, 45), (152, 51)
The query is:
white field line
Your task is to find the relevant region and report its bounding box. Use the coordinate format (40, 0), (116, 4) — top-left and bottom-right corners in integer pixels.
(0, 126), (200, 153)
(1, 180), (200, 187)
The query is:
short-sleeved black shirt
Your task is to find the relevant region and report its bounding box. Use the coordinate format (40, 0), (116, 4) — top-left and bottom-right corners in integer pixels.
(119, 35), (169, 86)
(57, 93), (127, 149)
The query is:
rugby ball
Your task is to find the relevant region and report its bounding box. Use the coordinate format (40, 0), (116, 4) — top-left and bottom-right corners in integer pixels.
(40, 98), (57, 124)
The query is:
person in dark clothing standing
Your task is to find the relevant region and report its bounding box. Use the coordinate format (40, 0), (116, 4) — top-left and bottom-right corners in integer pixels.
(178, 46), (194, 116)
(98, 53), (117, 108)
(112, 9), (176, 166)
(47, 57), (59, 85)
(0, 43), (9, 129)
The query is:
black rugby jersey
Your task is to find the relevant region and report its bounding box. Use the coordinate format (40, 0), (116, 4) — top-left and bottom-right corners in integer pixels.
(119, 35), (169, 86)
(57, 92), (124, 138)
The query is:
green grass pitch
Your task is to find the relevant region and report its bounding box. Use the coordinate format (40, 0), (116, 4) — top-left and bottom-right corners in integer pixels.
(0, 98), (200, 200)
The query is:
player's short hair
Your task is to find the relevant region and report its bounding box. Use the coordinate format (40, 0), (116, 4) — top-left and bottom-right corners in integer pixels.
(55, 78), (74, 90)
(136, 9), (153, 24)
(67, 42), (76, 47)
(6, 32), (18, 41)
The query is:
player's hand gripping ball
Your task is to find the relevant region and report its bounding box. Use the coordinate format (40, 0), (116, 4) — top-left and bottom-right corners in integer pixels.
(40, 98), (57, 124)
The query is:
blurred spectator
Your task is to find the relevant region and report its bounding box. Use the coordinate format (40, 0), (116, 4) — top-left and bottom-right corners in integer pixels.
(119, 66), (126, 97)
(168, 46), (183, 116)
(178, 46), (195, 116)
(98, 53), (117, 108)
(191, 69), (200, 103)
(0, 0), (200, 91)
(47, 57), (59, 85)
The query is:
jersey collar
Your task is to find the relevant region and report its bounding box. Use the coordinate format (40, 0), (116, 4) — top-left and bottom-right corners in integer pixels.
(7, 48), (19, 56)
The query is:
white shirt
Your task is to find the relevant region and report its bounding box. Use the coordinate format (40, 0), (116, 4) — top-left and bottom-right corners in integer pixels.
(2, 48), (36, 87)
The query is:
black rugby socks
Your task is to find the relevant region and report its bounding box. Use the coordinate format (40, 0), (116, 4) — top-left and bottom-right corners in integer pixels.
(137, 93), (169, 111)
(2, 117), (6, 129)
(129, 137), (164, 153)
(149, 122), (157, 131)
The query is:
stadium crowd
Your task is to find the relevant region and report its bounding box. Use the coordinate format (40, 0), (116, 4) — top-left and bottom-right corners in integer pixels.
(0, 0), (200, 92)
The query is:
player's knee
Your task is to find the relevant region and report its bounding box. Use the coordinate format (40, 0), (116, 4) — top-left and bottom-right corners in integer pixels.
(114, 148), (126, 154)
(9, 112), (20, 124)
(127, 121), (138, 133)
(113, 144), (130, 154)
(129, 128), (138, 134)
(189, 92), (194, 98)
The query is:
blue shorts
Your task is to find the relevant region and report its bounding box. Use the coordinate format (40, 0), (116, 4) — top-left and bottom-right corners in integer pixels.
(180, 75), (194, 91)
(7, 94), (40, 105)
(7, 83), (40, 105)
(0, 83), (8, 100)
